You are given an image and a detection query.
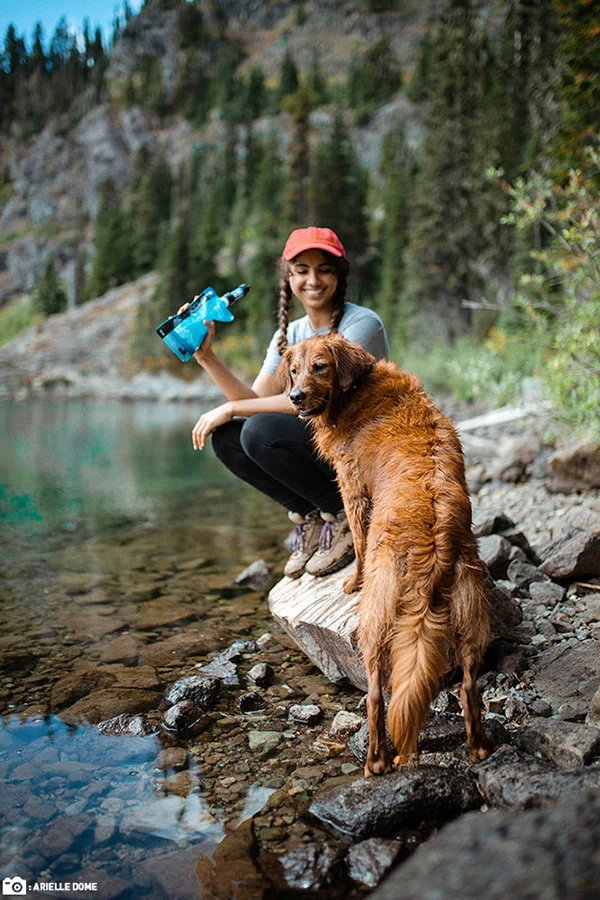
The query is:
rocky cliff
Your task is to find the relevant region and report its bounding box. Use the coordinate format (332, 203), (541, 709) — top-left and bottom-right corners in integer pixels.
(0, 0), (434, 308)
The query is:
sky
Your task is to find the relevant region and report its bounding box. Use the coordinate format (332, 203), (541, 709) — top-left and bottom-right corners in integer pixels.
(0, 0), (144, 47)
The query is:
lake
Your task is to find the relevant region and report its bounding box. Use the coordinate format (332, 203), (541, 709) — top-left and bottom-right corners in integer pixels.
(0, 399), (310, 898)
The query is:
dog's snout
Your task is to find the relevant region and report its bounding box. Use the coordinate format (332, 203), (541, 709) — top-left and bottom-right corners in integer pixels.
(289, 388), (306, 406)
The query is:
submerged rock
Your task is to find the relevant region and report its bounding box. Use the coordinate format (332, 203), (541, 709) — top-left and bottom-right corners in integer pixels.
(370, 789), (600, 900)
(309, 766), (480, 841)
(248, 731), (282, 757)
(97, 713), (155, 736)
(161, 700), (206, 736)
(229, 559), (272, 592)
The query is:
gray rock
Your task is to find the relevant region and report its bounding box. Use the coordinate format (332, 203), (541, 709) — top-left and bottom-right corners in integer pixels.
(199, 641), (256, 686)
(309, 766), (481, 841)
(330, 710), (364, 736)
(532, 642), (600, 714)
(247, 663), (275, 687)
(472, 511), (516, 538)
(506, 559), (546, 591)
(529, 698), (553, 718)
(288, 704), (322, 726)
(586, 685), (600, 727)
(474, 744), (600, 808)
(487, 579), (523, 636)
(347, 837), (403, 887)
(546, 438), (600, 492)
(369, 789), (600, 900)
(279, 842), (342, 891)
(558, 701), (588, 722)
(165, 675), (220, 709)
(478, 535), (512, 578)
(529, 581), (566, 606)
(161, 700), (206, 736)
(429, 690), (461, 714)
(500, 527), (541, 564)
(349, 713), (507, 761)
(582, 594), (600, 623)
(96, 714), (155, 736)
(248, 731), (282, 756)
(541, 530), (600, 580)
(516, 717), (600, 767)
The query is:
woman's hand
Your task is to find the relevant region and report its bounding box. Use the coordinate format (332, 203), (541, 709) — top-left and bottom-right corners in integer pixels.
(175, 302), (216, 366)
(192, 402), (233, 450)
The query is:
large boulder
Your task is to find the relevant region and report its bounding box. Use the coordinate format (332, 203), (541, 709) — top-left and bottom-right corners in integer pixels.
(370, 789), (600, 899)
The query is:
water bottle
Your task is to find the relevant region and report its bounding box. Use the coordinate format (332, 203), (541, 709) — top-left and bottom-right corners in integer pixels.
(156, 283), (251, 362)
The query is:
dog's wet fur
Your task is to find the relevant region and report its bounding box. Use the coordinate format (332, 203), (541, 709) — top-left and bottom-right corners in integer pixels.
(279, 334), (493, 776)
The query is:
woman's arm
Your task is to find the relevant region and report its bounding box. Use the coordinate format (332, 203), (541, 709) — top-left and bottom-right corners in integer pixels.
(191, 391), (295, 450)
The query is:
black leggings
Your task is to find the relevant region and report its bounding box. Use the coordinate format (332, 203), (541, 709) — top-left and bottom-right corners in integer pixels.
(211, 414), (343, 517)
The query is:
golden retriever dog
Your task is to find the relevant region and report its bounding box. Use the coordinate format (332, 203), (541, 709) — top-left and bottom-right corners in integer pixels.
(279, 334), (493, 777)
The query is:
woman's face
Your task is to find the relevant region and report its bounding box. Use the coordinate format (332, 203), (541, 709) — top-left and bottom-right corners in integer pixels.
(288, 249), (339, 315)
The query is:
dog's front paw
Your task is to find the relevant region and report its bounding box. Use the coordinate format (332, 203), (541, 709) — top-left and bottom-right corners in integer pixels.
(343, 573), (362, 594)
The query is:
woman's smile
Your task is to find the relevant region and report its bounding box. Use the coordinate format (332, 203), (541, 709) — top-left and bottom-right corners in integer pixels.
(288, 249), (339, 323)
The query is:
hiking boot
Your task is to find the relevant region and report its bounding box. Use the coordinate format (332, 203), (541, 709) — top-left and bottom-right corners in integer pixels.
(305, 510), (355, 577)
(284, 510), (322, 579)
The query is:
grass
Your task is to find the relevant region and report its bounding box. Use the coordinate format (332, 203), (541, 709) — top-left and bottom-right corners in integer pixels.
(0, 297), (44, 348)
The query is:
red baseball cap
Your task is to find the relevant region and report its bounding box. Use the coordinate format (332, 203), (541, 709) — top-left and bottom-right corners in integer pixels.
(282, 227), (346, 260)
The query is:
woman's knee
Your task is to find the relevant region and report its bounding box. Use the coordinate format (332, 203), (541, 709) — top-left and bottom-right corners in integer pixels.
(211, 419), (243, 464)
(239, 414), (276, 462)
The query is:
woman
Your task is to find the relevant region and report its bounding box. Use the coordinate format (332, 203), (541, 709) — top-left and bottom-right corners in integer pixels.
(183, 227), (389, 579)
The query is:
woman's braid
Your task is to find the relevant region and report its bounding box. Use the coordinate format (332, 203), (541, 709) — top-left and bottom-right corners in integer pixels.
(328, 258), (349, 334)
(277, 273), (292, 355)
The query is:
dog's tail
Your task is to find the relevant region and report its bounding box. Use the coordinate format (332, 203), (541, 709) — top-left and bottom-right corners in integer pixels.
(358, 556), (450, 762)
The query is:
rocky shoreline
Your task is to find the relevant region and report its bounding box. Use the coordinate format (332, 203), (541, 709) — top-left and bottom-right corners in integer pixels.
(2, 407), (600, 897)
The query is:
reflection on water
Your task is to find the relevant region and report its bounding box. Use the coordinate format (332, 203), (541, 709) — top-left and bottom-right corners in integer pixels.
(0, 400), (288, 897)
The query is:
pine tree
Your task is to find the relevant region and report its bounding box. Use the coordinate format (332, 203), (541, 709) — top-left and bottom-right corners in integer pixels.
(34, 257), (67, 317)
(132, 152), (173, 276)
(242, 67), (267, 121)
(276, 49), (299, 108)
(308, 110), (369, 267)
(87, 180), (132, 299)
(551, 0), (600, 175)
(377, 125), (414, 337)
(401, 0), (495, 346)
(406, 29), (434, 102)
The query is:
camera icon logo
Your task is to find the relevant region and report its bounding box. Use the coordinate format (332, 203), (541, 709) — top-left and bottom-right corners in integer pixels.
(2, 877), (27, 895)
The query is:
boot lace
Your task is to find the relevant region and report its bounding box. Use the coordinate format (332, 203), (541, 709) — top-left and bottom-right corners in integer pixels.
(290, 522), (308, 552)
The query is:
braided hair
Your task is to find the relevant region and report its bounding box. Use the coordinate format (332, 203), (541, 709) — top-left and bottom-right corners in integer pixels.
(276, 251), (350, 356)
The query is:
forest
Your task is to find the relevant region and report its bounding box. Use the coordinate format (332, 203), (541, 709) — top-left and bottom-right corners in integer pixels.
(0, 0), (598, 436)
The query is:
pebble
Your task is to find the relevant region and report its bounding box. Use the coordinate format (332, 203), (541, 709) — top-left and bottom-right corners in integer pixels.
(247, 664), (275, 687)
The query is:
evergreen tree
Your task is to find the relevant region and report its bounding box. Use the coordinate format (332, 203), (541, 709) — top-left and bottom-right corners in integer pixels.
(347, 37), (402, 115)
(34, 257), (67, 317)
(551, 0), (600, 174)
(307, 52), (328, 107)
(401, 0), (496, 346)
(242, 67), (267, 121)
(308, 110), (369, 267)
(31, 23), (47, 75)
(132, 152), (173, 275)
(276, 49), (299, 108)
(406, 29), (434, 102)
(87, 180), (132, 299)
(377, 125), (414, 336)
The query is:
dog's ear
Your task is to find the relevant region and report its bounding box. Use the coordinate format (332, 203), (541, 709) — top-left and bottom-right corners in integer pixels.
(274, 347), (294, 394)
(330, 336), (375, 391)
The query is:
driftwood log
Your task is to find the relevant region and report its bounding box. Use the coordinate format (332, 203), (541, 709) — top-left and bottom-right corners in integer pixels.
(268, 563), (522, 692)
